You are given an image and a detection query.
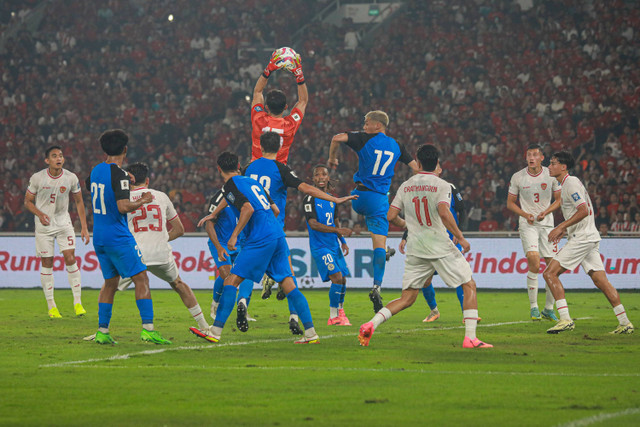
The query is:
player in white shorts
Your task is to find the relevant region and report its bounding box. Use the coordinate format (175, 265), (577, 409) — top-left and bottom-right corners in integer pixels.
(507, 144), (562, 321)
(543, 151), (633, 335)
(24, 145), (90, 318)
(358, 144), (492, 349)
(116, 163), (210, 332)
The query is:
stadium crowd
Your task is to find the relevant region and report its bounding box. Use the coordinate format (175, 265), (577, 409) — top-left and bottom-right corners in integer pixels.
(1, 0), (639, 234)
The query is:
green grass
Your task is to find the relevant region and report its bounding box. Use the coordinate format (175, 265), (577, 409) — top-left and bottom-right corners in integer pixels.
(1, 288), (638, 426)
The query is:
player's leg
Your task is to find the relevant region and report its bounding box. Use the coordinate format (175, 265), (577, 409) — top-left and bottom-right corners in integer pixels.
(327, 272), (348, 325)
(279, 276), (318, 343)
(539, 226), (559, 321)
(455, 285), (464, 312)
(58, 228), (85, 316)
(212, 264), (230, 318)
(421, 276), (440, 322)
(36, 233), (59, 317)
(285, 256), (301, 334)
(96, 276), (120, 344)
(542, 259), (574, 334)
(525, 251), (542, 320)
(369, 232), (387, 313)
(237, 279), (255, 321)
(540, 257), (558, 320)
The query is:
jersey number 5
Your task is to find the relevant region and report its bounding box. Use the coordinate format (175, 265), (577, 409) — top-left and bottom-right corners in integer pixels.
(412, 196), (432, 226)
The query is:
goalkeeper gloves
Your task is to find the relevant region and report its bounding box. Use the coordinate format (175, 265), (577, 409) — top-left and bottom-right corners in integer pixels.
(262, 59), (279, 79)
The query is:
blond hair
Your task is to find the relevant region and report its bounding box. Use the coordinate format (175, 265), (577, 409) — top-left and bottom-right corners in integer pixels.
(365, 110), (389, 128)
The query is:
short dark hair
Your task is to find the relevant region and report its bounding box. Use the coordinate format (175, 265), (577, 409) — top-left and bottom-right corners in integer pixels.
(527, 144), (543, 153)
(416, 144), (439, 172)
(217, 151), (239, 173)
(260, 131), (281, 154)
(552, 151), (575, 169)
(125, 162), (149, 185)
(312, 164), (329, 175)
(45, 145), (62, 158)
(99, 129), (128, 156)
(265, 90), (286, 115)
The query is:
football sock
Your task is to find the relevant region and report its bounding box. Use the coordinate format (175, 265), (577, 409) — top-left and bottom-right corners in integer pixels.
(287, 276), (299, 315)
(329, 283), (342, 315)
(304, 327), (318, 338)
(98, 302), (113, 329)
(527, 272), (538, 308)
(422, 284), (437, 310)
(213, 285), (237, 328)
(136, 298), (154, 326)
(456, 285), (464, 311)
(286, 288), (313, 329)
(237, 279), (253, 307)
(544, 283), (555, 310)
(66, 262), (82, 305)
(371, 307), (392, 329)
(463, 309), (479, 340)
(613, 304), (630, 325)
(340, 283), (346, 305)
(40, 266), (55, 309)
(188, 304), (209, 330)
(289, 314), (299, 322)
(372, 248), (386, 287)
(213, 276), (224, 303)
(556, 299), (571, 321)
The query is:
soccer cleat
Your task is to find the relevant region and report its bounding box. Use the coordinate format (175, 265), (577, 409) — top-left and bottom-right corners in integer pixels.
(541, 308), (559, 321)
(289, 318), (303, 335)
(189, 327), (220, 343)
(610, 323), (634, 335)
(294, 334), (320, 344)
(276, 285), (286, 301)
(261, 274), (276, 300)
(462, 336), (493, 348)
(338, 308), (351, 326)
(423, 310), (440, 323)
(530, 307), (542, 320)
(48, 307), (62, 319)
(546, 319), (575, 334)
(210, 300), (219, 320)
(369, 286), (383, 313)
(386, 246), (396, 261)
(236, 301), (249, 332)
(95, 331), (117, 344)
(327, 316), (350, 326)
(358, 322), (375, 346)
(74, 303), (87, 317)
(141, 329), (172, 345)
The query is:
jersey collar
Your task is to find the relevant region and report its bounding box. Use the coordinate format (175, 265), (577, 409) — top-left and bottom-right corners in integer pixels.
(47, 169), (63, 179)
(526, 167), (543, 177)
(561, 173), (570, 186)
(418, 172), (437, 176)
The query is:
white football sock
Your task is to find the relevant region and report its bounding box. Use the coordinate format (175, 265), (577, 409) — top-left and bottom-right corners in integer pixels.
(289, 314), (299, 322)
(41, 266), (55, 309)
(142, 323), (154, 331)
(555, 299), (571, 321)
(330, 307), (339, 318)
(544, 283), (555, 311)
(305, 327), (318, 338)
(188, 304), (209, 330)
(613, 304), (630, 325)
(66, 262), (82, 305)
(526, 272), (538, 308)
(371, 307), (392, 329)
(463, 309), (479, 340)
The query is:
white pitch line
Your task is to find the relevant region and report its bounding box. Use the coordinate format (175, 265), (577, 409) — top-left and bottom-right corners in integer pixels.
(42, 364), (640, 379)
(40, 317), (593, 368)
(556, 408), (640, 427)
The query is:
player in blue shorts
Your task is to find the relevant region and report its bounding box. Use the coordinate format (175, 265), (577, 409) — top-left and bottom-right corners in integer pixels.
(328, 110), (418, 313)
(191, 152), (319, 343)
(205, 190), (255, 328)
(303, 164), (353, 326)
(244, 131), (357, 334)
(88, 129), (171, 345)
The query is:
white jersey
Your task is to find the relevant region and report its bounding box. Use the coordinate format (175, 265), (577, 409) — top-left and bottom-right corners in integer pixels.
(127, 187), (178, 265)
(508, 166), (560, 228)
(391, 172), (458, 258)
(26, 168), (81, 234)
(559, 174), (600, 243)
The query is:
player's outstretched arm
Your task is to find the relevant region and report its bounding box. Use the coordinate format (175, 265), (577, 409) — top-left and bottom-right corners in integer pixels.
(507, 193), (534, 224)
(117, 191), (152, 214)
(548, 204), (588, 243)
(537, 190), (562, 221)
(197, 198), (228, 228)
(292, 80), (309, 116)
(24, 191), (50, 226)
(167, 216), (185, 242)
(252, 55), (280, 108)
(307, 218), (351, 237)
(72, 190), (90, 244)
(297, 182), (357, 204)
(438, 203), (470, 253)
(328, 133), (348, 169)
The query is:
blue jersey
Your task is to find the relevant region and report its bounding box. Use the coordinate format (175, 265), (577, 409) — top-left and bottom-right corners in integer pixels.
(207, 190), (238, 249)
(303, 194), (341, 251)
(243, 158), (302, 226)
(345, 132), (413, 194)
(221, 175), (284, 245)
(88, 162), (133, 246)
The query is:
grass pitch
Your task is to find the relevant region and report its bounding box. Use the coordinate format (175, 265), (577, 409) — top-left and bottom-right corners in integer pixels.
(1, 288), (638, 426)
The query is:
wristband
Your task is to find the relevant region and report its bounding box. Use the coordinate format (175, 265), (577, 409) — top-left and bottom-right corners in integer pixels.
(402, 229), (408, 241)
(339, 235), (346, 245)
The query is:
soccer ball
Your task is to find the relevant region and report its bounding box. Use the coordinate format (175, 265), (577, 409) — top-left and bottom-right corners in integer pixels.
(271, 47), (300, 71)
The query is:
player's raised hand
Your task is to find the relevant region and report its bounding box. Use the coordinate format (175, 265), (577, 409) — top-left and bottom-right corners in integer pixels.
(287, 54), (304, 84)
(140, 192), (153, 204)
(262, 58), (280, 79)
(328, 158), (339, 169)
(335, 194), (358, 204)
(458, 236), (471, 253)
(38, 213), (51, 226)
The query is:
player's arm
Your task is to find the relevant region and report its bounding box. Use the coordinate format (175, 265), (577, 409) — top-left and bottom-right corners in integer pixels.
(297, 182), (357, 204)
(251, 53), (281, 107)
(507, 193), (534, 224)
(548, 203), (588, 243)
(291, 81), (308, 116)
(328, 133), (349, 169)
(228, 202), (254, 251)
(307, 218), (352, 237)
(537, 190), (562, 221)
(398, 143), (419, 174)
(111, 165), (150, 214)
(197, 197), (228, 228)
(387, 205), (406, 229)
(24, 190), (50, 226)
(438, 203), (470, 253)
(167, 216), (185, 242)
(204, 219), (228, 262)
(71, 188), (90, 244)
(117, 193), (151, 214)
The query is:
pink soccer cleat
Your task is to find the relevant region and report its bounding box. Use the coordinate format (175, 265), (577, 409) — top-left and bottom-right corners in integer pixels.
(358, 322), (375, 346)
(462, 336), (493, 348)
(189, 327), (220, 343)
(338, 309), (352, 326)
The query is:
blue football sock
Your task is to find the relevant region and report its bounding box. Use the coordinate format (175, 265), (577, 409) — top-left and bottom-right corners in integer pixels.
(373, 248), (386, 287)
(98, 302), (113, 329)
(288, 276), (298, 315)
(238, 279), (253, 307)
(422, 284), (437, 310)
(340, 283), (347, 305)
(456, 285), (464, 311)
(213, 276), (224, 303)
(135, 298), (154, 324)
(213, 285), (237, 328)
(329, 283), (342, 308)
(286, 288), (313, 329)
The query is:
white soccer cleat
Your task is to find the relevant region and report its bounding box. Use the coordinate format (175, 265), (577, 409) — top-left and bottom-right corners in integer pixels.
(546, 319), (575, 334)
(610, 323), (634, 335)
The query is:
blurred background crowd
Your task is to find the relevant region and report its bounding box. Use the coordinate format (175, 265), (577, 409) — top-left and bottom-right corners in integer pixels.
(1, 0), (638, 235)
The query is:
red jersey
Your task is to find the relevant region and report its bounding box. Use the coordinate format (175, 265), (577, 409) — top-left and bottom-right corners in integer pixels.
(251, 103), (304, 164)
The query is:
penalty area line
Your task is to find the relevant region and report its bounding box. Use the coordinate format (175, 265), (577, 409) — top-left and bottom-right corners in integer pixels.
(556, 408), (640, 427)
(40, 317), (593, 368)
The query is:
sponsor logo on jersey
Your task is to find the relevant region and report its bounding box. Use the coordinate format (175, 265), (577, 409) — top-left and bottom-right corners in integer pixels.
(541, 183), (547, 190)
(121, 180), (129, 190)
(227, 193), (235, 203)
(254, 106), (263, 112)
(60, 186), (67, 193)
(571, 192), (581, 201)
(292, 113), (301, 122)
(305, 204), (312, 212)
